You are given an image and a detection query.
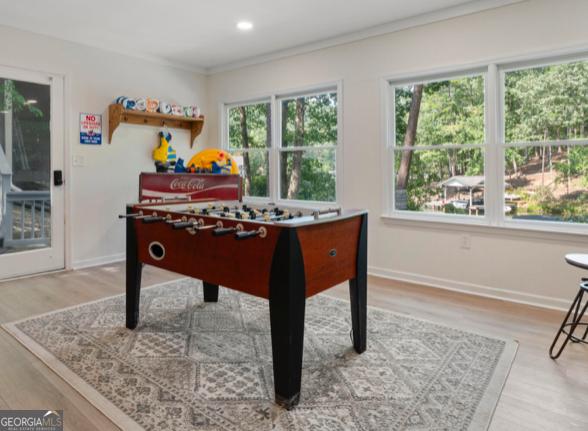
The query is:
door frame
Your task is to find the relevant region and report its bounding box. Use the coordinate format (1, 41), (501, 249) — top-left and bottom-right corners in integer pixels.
(0, 63), (70, 279)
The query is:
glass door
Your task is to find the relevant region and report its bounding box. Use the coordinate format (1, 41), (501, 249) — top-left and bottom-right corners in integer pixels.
(0, 66), (64, 279)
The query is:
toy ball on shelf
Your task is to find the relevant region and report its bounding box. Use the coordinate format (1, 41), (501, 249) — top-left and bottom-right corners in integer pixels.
(115, 96), (136, 110)
(171, 104), (183, 116)
(146, 98), (159, 113)
(174, 158), (187, 173)
(158, 101), (172, 115)
(152, 131), (177, 171)
(134, 97), (147, 111)
(183, 106), (193, 117)
(187, 148), (239, 175)
(123, 98), (136, 110)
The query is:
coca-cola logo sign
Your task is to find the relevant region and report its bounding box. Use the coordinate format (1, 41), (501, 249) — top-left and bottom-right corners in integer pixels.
(169, 178), (206, 191)
(139, 173), (242, 202)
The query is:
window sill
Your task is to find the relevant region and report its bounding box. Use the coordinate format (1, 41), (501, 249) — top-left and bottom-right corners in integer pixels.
(381, 212), (588, 244)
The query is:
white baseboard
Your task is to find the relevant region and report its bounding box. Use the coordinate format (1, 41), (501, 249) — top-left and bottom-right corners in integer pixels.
(72, 253), (125, 270)
(69, 257), (569, 311)
(369, 266), (570, 311)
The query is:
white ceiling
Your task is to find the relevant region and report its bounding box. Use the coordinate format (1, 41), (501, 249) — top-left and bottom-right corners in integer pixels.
(0, 0), (517, 73)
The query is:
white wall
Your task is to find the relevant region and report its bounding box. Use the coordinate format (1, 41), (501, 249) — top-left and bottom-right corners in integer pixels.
(0, 25), (208, 268)
(206, 0), (588, 309)
(3, 0), (587, 309)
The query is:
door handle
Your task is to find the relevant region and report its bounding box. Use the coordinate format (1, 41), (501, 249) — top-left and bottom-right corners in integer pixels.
(53, 170), (63, 186)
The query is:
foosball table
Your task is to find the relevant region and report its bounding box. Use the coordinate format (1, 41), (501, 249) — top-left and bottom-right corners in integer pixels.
(120, 199), (367, 409)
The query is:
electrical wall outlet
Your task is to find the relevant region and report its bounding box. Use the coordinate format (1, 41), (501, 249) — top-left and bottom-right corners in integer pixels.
(460, 234), (471, 250)
(72, 155), (85, 167)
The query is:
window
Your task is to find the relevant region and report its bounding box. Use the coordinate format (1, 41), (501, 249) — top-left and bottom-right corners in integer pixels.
(225, 86), (339, 203)
(386, 55), (588, 232)
(391, 73), (486, 217)
(279, 91), (337, 202)
(504, 60), (588, 224)
(227, 101), (271, 198)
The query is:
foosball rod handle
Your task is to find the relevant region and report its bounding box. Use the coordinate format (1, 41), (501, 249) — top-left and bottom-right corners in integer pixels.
(118, 213), (141, 219)
(235, 230), (260, 240)
(172, 221), (195, 230)
(213, 227), (237, 236)
(142, 216), (167, 223)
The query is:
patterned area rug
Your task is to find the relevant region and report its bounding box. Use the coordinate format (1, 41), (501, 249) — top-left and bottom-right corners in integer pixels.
(3, 279), (516, 430)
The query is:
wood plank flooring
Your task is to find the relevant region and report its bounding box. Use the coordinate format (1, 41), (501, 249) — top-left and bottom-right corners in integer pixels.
(0, 263), (586, 430)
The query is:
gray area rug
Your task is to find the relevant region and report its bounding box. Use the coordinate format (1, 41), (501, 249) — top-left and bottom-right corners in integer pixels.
(3, 279), (517, 430)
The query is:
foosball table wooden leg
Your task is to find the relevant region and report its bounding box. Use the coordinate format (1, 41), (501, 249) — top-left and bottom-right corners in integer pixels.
(349, 213), (368, 353)
(269, 229), (306, 410)
(125, 205), (143, 330)
(349, 276), (367, 353)
(203, 282), (219, 302)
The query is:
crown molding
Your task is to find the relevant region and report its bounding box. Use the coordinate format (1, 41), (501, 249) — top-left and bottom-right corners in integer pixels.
(205, 0), (525, 75)
(0, 23), (207, 75)
(1, 0), (525, 76)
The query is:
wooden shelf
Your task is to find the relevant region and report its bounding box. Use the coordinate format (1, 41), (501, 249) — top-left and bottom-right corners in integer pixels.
(108, 104), (204, 148)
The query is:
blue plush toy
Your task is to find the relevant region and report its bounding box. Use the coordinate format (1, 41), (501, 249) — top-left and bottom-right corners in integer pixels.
(174, 158), (186, 173)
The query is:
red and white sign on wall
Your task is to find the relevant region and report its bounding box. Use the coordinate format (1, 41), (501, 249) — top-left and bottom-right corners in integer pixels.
(139, 173), (242, 202)
(80, 113), (102, 145)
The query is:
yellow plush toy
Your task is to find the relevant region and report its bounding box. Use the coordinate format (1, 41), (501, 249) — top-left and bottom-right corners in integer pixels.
(152, 131), (177, 172)
(187, 148), (239, 174)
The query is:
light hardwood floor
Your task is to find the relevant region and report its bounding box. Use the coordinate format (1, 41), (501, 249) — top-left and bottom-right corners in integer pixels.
(0, 263), (587, 430)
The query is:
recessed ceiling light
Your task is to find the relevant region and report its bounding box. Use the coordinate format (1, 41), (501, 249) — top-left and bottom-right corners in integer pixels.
(237, 21), (253, 31)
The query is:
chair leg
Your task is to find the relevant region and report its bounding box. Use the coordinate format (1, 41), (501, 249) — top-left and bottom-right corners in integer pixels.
(549, 289), (585, 359)
(570, 300), (588, 346)
(582, 324), (588, 342)
(570, 295), (583, 343)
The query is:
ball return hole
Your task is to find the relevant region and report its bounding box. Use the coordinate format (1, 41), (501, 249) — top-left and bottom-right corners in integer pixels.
(148, 241), (166, 260)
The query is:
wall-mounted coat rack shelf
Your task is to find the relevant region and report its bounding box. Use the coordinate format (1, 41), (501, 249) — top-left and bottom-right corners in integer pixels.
(108, 104), (204, 148)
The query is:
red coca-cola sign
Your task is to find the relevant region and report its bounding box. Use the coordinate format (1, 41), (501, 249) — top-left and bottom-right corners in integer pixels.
(169, 177), (206, 191)
(139, 173), (242, 202)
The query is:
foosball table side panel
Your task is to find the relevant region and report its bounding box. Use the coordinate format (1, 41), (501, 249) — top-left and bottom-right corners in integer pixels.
(297, 216), (362, 298)
(134, 217), (280, 299)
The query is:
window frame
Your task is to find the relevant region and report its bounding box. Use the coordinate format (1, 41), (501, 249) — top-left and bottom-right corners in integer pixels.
(385, 67), (491, 225)
(222, 82), (343, 208)
(224, 97), (273, 200)
(383, 53), (588, 235)
(499, 56), (588, 234)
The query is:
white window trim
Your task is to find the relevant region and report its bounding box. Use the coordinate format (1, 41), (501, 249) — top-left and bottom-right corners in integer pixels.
(382, 52), (588, 236)
(385, 69), (490, 224)
(221, 81), (343, 208)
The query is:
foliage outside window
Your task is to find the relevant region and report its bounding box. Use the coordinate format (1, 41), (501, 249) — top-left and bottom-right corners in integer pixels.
(279, 91), (337, 202)
(226, 88), (338, 203)
(393, 74), (486, 216)
(504, 60), (588, 223)
(389, 57), (588, 229)
(227, 102), (271, 198)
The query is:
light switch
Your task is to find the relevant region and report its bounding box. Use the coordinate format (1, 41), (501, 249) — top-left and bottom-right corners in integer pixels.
(72, 155), (85, 167)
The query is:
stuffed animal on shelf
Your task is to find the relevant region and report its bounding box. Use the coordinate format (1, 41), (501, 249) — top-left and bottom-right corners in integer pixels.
(187, 148), (239, 175)
(152, 131), (177, 172)
(174, 158), (187, 173)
